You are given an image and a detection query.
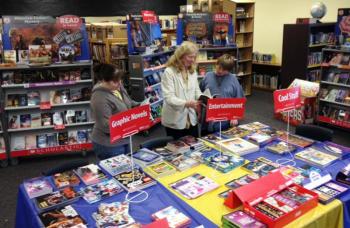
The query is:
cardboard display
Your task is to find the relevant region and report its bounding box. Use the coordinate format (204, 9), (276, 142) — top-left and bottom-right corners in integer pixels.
(224, 171), (318, 228)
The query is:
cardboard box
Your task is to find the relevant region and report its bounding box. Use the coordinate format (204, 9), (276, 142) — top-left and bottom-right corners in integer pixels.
(275, 79), (319, 126)
(224, 171), (318, 228)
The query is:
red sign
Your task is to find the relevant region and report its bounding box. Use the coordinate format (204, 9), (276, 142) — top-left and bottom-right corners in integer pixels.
(213, 13), (230, 23)
(40, 101), (51, 110)
(273, 87), (301, 113)
(54, 124), (65, 130)
(57, 15), (82, 29)
(141, 10), (158, 24)
(109, 105), (152, 143)
(206, 98), (246, 121)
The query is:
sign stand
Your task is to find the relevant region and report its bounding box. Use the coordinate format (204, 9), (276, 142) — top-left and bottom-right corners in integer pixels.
(125, 134), (149, 203)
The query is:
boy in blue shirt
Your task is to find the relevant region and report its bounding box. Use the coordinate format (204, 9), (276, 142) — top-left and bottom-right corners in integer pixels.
(199, 54), (245, 133)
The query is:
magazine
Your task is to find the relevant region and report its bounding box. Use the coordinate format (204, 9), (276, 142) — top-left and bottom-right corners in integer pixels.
(169, 173), (219, 199)
(35, 187), (80, 212)
(52, 170), (80, 188)
(216, 138), (259, 156)
(81, 179), (124, 204)
(295, 147), (339, 168)
(74, 164), (107, 185)
(39, 205), (86, 228)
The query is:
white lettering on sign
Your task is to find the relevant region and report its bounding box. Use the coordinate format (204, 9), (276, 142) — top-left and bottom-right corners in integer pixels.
(143, 12), (154, 17)
(208, 103), (243, 109)
(60, 17), (80, 24)
(215, 14), (229, 20)
(111, 110), (148, 128)
(278, 90), (299, 102)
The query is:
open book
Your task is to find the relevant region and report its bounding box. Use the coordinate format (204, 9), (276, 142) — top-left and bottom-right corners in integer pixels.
(198, 88), (219, 104)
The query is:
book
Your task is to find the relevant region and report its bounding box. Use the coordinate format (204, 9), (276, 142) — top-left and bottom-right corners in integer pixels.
(81, 179), (124, 204)
(20, 114), (31, 128)
(242, 157), (280, 176)
(266, 141), (297, 154)
(2, 71), (14, 85)
(77, 130), (89, 143)
(30, 113), (41, 128)
(25, 135), (37, 149)
(198, 133), (223, 145)
(313, 141), (350, 159)
(76, 110), (88, 123)
(37, 134), (47, 148)
(279, 166), (306, 185)
(179, 135), (204, 150)
(11, 135), (25, 150)
(8, 115), (20, 129)
(65, 110), (76, 124)
(53, 170), (81, 188)
(146, 161), (177, 178)
(152, 206), (191, 228)
(4, 50), (16, 64)
(133, 148), (162, 167)
(99, 154), (132, 176)
(18, 50), (29, 64)
(216, 138), (259, 156)
(68, 131), (78, 144)
(27, 91), (41, 106)
(35, 187), (80, 212)
(114, 168), (156, 192)
(166, 140), (191, 153)
(70, 88), (82, 102)
(28, 44), (52, 64)
(246, 128), (280, 146)
(24, 177), (53, 199)
(39, 205), (86, 228)
(47, 133), (58, 147)
(221, 127), (251, 139)
(225, 174), (260, 189)
(204, 153), (245, 173)
(92, 202), (135, 228)
(74, 164), (107, 185)
(168, 155), (200, 171)
(238, 122), (270, 131)
(41, 113), (52, 126)
(53, 112), (64, 126)
(169, 173), (219, 199)
(222, 210), (266, 228)
(278, 133), (314, 148)
(185, 146), (219, 163)
(295, 147), (339, 168)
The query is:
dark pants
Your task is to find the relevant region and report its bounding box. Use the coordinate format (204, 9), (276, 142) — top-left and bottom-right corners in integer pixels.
(92, 141), (130, 160)
(165, 125), (198, 140)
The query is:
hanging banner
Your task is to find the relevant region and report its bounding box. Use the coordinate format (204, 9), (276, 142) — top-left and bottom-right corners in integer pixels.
(206, 98), (246, 121)
(109, 105), (152, 143)
(273, 86), (301, 113)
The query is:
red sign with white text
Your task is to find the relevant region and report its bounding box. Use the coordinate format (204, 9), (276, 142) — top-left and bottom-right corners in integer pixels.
(213, 13), (230, 23)
(206, 98), (246, 121)
(273, 87), (301, 113)
(109, 105), (152, 143)
(141, 10), (158, 24)
(57, 15), (82, 30)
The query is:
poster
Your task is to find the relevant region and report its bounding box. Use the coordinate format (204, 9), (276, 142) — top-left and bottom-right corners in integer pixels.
(182, 13), (213, 44)
(336, 8), (350, 44)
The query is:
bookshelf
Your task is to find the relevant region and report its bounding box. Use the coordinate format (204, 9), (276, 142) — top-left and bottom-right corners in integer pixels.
(128, 50), (175, 128)
(281, 22), (336, 88)
(317, 48), (350, 130)
(0, 61), (94, 165)
(252, 62), (280, 91)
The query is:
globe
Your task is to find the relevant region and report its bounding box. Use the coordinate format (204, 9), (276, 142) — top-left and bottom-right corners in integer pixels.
(310, 2), (327, 19)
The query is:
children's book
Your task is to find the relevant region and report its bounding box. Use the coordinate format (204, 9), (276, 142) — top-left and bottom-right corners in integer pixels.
(242, 157), (280, 176)
(295, 147), (339, 168)
(92, 202), (135, 228)
(133, 148), (162, 167)
(204, 153), (245, 173)
(99, 154), (132, 176)
(35, 187), (80, 212)
(24, 177), (53, 199)
(166, 140), (191, 153)
(53, 170), (81, 188)
(266, 141), (297, 154)
(216, 138), (259, 156)
(114, 168), (156, 192)
(74, 164), (107, 185)
(81, 179), (124, 204)
(146, 161), (177, 178)
(168, 155), (200, 171)
(39, 205), (86, 228)
(151, 206), (191, 228)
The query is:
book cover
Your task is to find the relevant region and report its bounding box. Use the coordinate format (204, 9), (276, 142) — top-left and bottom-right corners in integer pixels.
(266, 141), (297, 154)
(68, 131), (78, 144)
(37, 134), (47, 148)
(77, 130), (88, 144)
(27, 91), (41, 106)
(99, 154), (132, 176)
(53, 170), (80, 188)
(47, 133), (58, 147)
(30, 113), (42, 128)
(24, 177), (53, 199)
(238, 122), (270, 131)
(179, 135), (203, 150)
(133, 148), (161, 163)
(25, 134), (37, 149)
(81, 179), (124, 204)
(169, 155), (200, 171)
(242, 157), (280, 176)
(28, 44), (52, 64)
(2, 71), (14, 85)
(278, 133), (314, 148)
(152, 206), (191, 228)
(11, 135), (25, 150)
(74, 164), (107, 185)
(65, 110), (76, 124)
(18, 50), (29, 64)
(35, 187), (80, 212)
(204, 153), (245, 173)
(166, 140), (191, 153)
(70, 88), (82, 102)
(114, 168), (156, 192)
(216, 138), (259, 156)
(8, 115), (20, 129)
(314, 141), (350, 158)
(146, 161), (177, 178)
(4, 50), (17, 63)
(53, 112), (64, 126)
(225, 174), (259, 189)
(295, 147), (339, 168)
(20, 114), (31, 128)
(92, 202), (135, 228)
(222, 210), (266, 228)
(198, 133), (223, 145)
(39, 205), (86, 228)
(169, 173), (219, 199)
(41, 113), (53, 126)
(221, 127), (251, 139)
(75, 110), (88, 123)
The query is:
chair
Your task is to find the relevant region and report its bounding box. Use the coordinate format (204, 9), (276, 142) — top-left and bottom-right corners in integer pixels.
(139, 136), (174, 149)
(295, 124), (333, 142)
(42, 160), (89, 176)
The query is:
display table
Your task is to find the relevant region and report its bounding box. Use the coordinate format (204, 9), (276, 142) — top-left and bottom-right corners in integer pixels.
(15, 140), (350, 228)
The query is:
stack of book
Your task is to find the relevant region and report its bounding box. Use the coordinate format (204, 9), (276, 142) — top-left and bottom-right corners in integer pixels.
(165, 140), (191, 154)
(278, 133), (314, 148)
(179, 135), (204, 151)
(132, 148), (162, 167)
(99, 154), (132, 176)
(74, 164), (107, 185)
(222, 210), (266, 228)
(295, 147), (339, 168)
(203, 153), (245, 173)
(216, 138), (259, 156)
(246, 128), (280, 146)
(81, 179), (124, 204)
(151, 206), (191, 228)
(93, 201), (135, 228)
(145, 161), (177, 178)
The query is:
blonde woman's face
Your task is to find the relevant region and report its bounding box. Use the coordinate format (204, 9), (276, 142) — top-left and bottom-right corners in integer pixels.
(181, 53), (197, 68)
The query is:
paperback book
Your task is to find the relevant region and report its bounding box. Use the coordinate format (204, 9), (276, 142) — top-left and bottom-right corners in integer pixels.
(74, 164), (107, 185)
(225, 174), (260, 190)
(92, 201), (135, 228)
(169, 173), (219, 199)
(81, 179), (124, 204)
(246, 128), (280, 146)
(99, 154), (132, 176)
(151, 206), (191, 228)
(53, 170), (81, 188)
(166, 140), (191, 154)
(24, 177), (53, 199)
(295, 147), (339, 168)
(30, 113), (41, 128)
(198, 133), (223, 145)
(204, 153), (245, 173)
(168, 155), (200, 171)
(35, 187), (80, 212)
(25, 134), (37, 149)
(133, 148), (162, 167)
(313, 141), (350, 159)
(179, 135), (204, 150)
(238, 122), (270, 131)
(114, 168), (156, 192)
(242, 157), (280, 176)
(222, 210), (266, 228)
(145, 161), (177, 178)
(278, 133), (314, 148)
(216, 138), (259, 156)
(265, 141), (297, 155)
(39, 205), (86, 228)
(220, 127), (251, 139)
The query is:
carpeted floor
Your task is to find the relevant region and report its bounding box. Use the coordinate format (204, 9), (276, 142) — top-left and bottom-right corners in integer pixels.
(0, 89), (349, 227)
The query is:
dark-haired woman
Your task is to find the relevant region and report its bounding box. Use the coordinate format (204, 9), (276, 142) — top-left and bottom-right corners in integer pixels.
(90, 63), (139, 160)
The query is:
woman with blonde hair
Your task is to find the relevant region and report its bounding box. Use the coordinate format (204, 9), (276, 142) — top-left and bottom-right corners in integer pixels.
(161, 41), (202, 139)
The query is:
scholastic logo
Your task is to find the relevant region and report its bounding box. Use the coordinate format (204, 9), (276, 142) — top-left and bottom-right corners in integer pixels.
(213, 13), (230, 23)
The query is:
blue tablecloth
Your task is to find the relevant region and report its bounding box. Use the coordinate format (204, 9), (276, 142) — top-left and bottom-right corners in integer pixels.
(15, 176), (217, 227)
(243, 144), (350, 228)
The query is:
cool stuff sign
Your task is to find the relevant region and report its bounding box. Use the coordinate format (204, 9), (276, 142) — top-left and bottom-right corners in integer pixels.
(273, 87), (301, 113)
